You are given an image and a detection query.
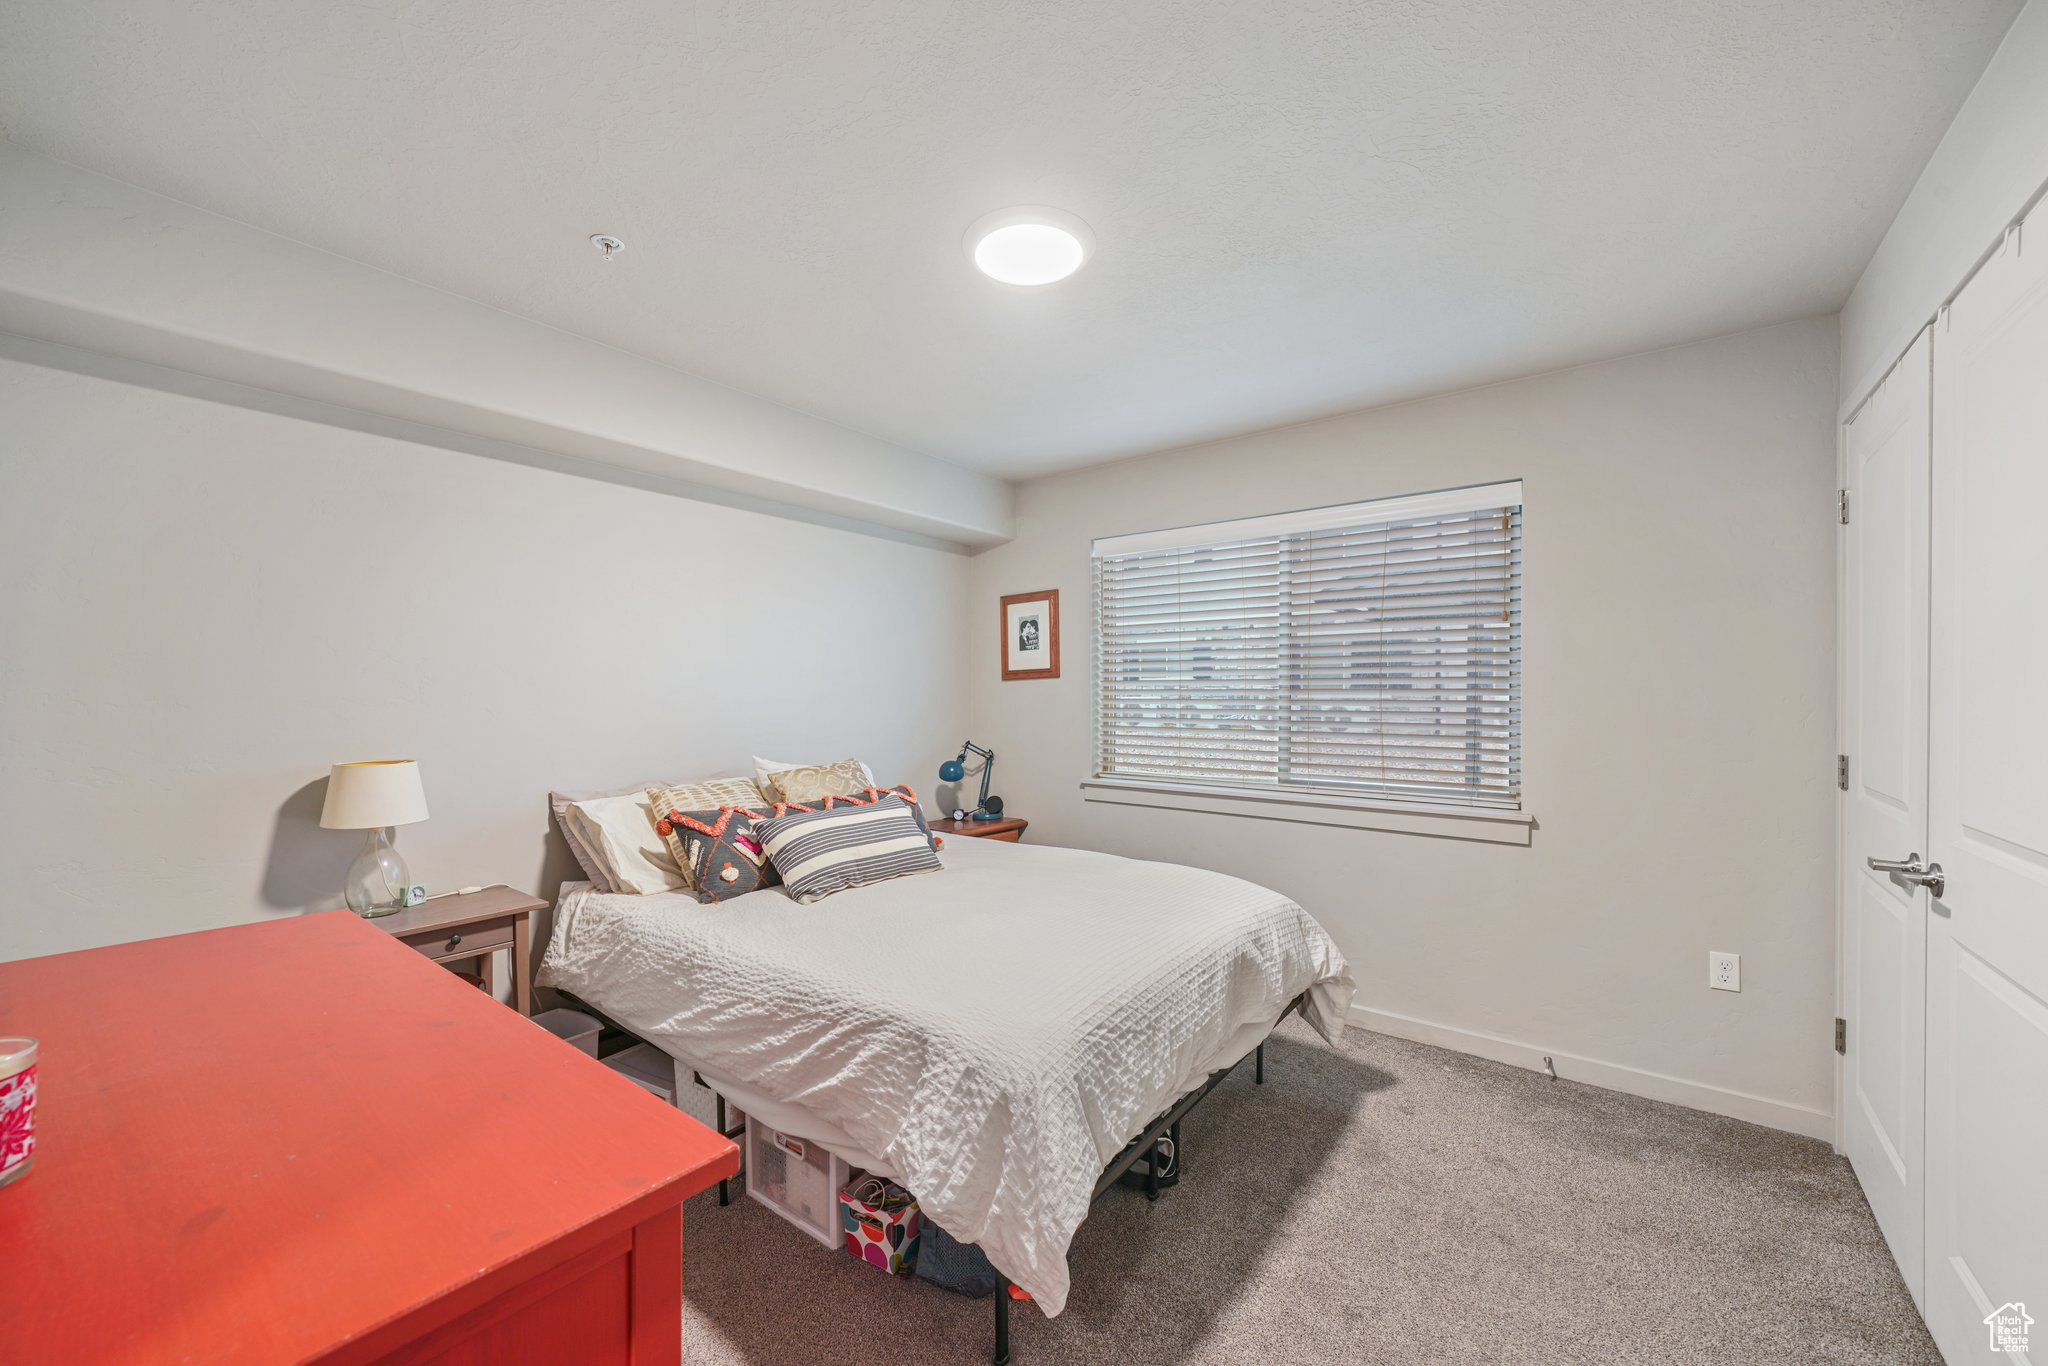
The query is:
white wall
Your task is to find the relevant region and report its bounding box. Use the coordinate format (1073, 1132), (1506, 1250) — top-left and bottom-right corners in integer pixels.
(0, 142), (1012, 548)
(1841, 0), (2048, 405)
(966, 318), (1841, 1136)
(0, 356), (967, 962)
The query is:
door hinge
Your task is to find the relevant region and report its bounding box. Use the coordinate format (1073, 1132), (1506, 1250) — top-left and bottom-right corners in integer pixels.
(1838, 488), (1850, 525)
(1835, 1017), (1847, 1055)
(1837, 754), (1849, 791)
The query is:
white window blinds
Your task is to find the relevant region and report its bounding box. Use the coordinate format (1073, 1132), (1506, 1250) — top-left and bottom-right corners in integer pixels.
(1092, 481), (1523, 809)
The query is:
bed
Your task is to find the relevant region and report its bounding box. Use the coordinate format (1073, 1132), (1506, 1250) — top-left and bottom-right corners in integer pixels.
(537, 833), (1353, 1340)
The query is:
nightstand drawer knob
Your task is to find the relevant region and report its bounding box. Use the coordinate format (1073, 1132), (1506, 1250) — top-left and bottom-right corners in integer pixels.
(446, 932), (462, 950)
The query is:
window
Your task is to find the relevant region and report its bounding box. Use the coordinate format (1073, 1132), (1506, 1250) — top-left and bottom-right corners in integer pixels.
(1092, 481), (1522, 810)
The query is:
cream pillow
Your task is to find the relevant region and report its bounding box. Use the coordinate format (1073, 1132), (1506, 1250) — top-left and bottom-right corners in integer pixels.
(758, 758), (872, 804)
(753, 755), (876, 802)
(561, 790), (682, 896)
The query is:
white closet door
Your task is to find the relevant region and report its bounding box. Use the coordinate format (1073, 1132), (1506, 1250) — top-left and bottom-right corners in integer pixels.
(1839, 328), (1932, 1305)
(1925, 213), (2048, 1362)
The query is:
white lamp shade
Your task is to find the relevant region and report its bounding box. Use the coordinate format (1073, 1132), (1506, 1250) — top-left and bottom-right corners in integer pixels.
(319, 760), (430, 830)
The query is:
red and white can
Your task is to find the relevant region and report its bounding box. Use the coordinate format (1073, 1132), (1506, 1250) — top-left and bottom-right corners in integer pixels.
(0, 1037), (37, 1188)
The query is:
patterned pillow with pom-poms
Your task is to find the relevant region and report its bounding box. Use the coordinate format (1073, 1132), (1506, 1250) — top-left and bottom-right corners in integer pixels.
(649, 802), (779, 904)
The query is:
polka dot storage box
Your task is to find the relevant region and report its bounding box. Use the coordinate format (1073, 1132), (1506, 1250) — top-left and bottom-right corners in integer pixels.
(841, 1174), (922, 1275)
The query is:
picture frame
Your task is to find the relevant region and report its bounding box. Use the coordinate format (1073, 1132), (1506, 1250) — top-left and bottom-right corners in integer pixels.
(999, 589), (1060, 681)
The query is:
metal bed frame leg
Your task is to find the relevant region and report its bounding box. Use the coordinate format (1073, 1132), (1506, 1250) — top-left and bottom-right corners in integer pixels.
(993, 1277), (1011, 1365)
(1255, 1042), (1264, 1085)
(716, 1094), (730, 1207)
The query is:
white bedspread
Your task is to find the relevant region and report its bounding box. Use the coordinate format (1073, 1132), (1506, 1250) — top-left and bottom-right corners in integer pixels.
(537, 836), (1353, 1314)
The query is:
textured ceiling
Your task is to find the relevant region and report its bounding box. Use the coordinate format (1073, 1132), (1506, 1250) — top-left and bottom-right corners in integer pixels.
(0, 1), (2019, 478)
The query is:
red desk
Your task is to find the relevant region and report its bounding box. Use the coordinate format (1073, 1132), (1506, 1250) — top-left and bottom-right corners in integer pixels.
(0, 911), (736, 1365)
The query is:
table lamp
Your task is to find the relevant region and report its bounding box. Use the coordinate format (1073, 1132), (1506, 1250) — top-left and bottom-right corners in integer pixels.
(319, 760), (430, 917)
(938, 741), (1003, 821)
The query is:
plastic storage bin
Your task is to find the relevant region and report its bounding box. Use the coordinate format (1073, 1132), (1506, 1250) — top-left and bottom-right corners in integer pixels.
(745, 1118), (850, 1248)
(601, 1042), (678, 1103)
(531, 1008), (602, 1057)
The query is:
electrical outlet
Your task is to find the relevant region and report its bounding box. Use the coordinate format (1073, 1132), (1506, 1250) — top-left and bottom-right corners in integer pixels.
(1709, 951), (1741, 992)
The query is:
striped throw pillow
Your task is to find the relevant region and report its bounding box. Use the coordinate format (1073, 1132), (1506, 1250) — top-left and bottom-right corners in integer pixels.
(754, 797), (941, 904)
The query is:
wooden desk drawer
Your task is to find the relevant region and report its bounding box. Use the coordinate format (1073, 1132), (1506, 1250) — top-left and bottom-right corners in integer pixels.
(400, 920), (514, 962)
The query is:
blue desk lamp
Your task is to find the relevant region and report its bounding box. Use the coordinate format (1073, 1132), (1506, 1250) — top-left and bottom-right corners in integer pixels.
(939, 741), (1003, 821)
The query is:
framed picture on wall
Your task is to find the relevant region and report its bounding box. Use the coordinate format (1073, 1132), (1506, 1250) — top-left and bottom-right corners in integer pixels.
(999, 589), (1060, 681)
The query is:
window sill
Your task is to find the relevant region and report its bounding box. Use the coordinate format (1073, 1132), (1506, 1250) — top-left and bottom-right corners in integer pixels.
(1078, 778), (1535, 846)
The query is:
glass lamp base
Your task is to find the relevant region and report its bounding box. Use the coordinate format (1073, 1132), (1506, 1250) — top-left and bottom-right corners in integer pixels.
(345, 828), (412, 918)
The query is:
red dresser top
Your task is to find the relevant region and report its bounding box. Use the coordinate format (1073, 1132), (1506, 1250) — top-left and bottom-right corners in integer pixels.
(0, 911), (736, 1365)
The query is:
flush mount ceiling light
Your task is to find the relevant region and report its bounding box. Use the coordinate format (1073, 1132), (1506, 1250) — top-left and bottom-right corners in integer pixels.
(965, 206), (1093, 286)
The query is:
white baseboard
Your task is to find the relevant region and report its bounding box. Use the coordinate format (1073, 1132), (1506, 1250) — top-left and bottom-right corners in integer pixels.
(1348, 1005), (1835, 1142)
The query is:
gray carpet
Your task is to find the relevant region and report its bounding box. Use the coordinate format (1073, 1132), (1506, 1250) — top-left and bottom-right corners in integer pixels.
(681, 1021), (1936, 1364)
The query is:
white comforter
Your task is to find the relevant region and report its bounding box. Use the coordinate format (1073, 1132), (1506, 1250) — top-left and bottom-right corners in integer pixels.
(537, 836), (1352, 1314)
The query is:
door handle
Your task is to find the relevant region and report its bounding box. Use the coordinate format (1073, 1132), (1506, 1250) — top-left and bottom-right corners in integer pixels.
(1867, 853), (1946, 899)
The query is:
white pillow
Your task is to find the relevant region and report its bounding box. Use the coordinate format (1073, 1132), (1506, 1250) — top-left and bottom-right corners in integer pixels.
(753, 754), (876, 801)
(561, 790), (685, 896)
(550, 783), (658, 893)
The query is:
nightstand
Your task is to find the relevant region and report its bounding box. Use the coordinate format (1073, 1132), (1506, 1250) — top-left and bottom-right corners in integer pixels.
(931, 815), (1029, 843)
(369, 885), (547, 1015)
